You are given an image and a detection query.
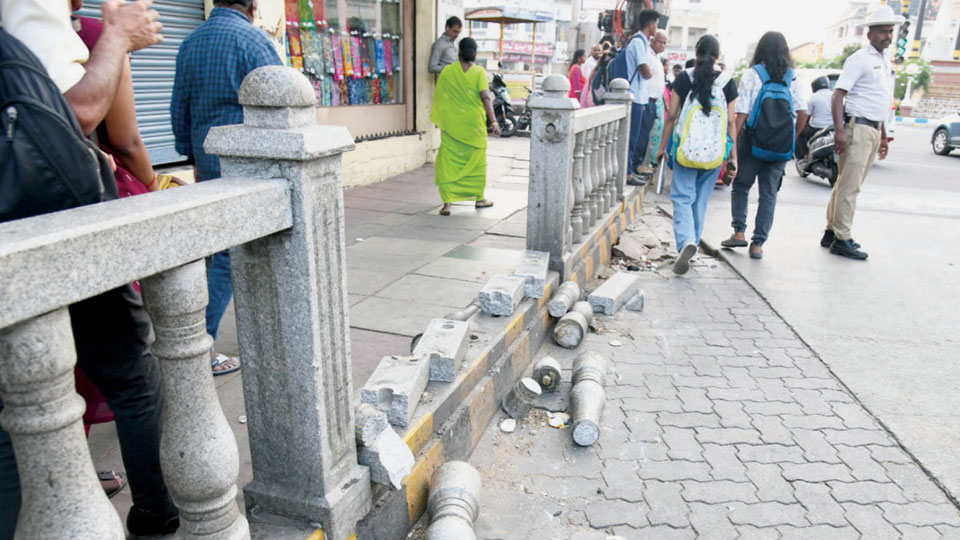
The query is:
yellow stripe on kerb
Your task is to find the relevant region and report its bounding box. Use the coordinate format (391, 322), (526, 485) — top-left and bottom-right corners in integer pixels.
(538, 281), (553, 309)
(585, 254), (595, 279)
(403, 413), (434, 454)
(469, 381), (497, 446)
(405, 443), (444, 523)
(505, 312), (525, 347)
(306, 530), (323, 540)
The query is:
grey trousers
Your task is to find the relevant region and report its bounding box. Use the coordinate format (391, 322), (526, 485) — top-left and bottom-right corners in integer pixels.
(731, 140), (787, 246)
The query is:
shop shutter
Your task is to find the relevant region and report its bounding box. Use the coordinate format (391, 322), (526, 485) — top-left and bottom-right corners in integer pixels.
(77, 0), (205, 165)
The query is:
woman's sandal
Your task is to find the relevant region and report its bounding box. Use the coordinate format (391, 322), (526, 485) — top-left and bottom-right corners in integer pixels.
(475, 199), (494, 209)
(99, 470), (127, 498)
(439, 206), (451, 216)
(720, 235), (748, 248)
(211, 353), (241, 376)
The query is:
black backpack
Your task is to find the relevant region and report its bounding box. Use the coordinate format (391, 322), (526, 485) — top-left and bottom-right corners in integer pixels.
(0, 27), (115, 223)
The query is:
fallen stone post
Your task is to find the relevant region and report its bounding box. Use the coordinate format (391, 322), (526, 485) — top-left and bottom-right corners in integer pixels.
(501, 377), (542, 419)
(547, 280), (581, 318)
(414, 318), (470, 382)
(361, 355), (430, 427)
(479, 274), (526, 316)
(570, 351), (607, 446)
(532, 356), (562, 392)
(553, 301), (593, 349)
(514, 250), (550, 298)
(354, 404), (414, 490)
(588, 272), (642, 315)
(444, 302), (480, 321)
(425, 461), (481, 540)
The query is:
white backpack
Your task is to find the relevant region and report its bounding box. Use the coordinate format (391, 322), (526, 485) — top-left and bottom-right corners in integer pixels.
(674, 67), (731, 170)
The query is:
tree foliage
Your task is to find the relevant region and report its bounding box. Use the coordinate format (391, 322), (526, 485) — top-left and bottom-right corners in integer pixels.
(895, 58), (932, 100)
(797, 44), (861, 69)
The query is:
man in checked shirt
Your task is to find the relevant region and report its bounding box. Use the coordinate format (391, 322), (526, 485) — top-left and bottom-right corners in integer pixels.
(171, 0), (282, 375)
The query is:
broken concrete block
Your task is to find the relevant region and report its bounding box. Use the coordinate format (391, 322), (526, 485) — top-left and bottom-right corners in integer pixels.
(413, 318), (470, 382)
(570, 351), (607, 446)
(357, 424), (415, 490)
(553, 301), (593, 349)
(532, 356), (562, 392)
(355, 403), (389, 447)
(361, 355), (430, 427)
(547, 281), (581, 318)
(426, 461), (481, 540)
(588, 272), (643, 315)
(514, 250), (550, 298)
(501, 377), (542, 419)
(625, 291), (645, 312)
(478, 274), (526, 316)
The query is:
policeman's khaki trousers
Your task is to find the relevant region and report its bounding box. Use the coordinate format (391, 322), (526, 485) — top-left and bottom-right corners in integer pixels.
(826, 121), (881, 241)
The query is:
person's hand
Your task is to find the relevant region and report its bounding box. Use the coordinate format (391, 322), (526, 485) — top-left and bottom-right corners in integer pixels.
(492, 123), (501, 138)
(727, 159), (738, 176)
(834, 127), (847, 155)
(102, 0), (163, 53)
(99, 149), (117, 172)
(169, 175), (188, 187)
(878, 138), (888, 161)
(655, 147), (666, 163)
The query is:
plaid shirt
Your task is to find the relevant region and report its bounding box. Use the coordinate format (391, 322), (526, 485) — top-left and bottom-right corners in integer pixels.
(171, 7), (282, 181)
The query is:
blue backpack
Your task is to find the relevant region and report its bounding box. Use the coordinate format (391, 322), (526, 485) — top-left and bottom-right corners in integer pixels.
(606, 34), (643, 89)
(746, 64), (796, 162)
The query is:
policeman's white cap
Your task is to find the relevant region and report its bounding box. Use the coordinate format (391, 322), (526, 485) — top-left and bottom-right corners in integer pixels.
(861, 5), (905, 27)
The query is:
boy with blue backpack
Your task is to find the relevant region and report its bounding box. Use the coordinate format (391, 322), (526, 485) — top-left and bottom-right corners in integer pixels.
(720, 32), (808, 259)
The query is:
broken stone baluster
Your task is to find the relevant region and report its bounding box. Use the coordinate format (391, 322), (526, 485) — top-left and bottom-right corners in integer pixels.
(547, 280), (581, 318)
(532, 357), (562, 392)
(354, 404), (414, 490)
(425, 461), (481, 540)
(553, 301), (593, 349)
(501, 377), (542, 419)
(570, 351), (607, 446)
(361, 354), (430, 427)
(444, 302), (480, 321)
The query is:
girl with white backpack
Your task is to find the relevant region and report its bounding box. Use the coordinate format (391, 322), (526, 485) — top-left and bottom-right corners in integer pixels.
(655, 35), (739, 275)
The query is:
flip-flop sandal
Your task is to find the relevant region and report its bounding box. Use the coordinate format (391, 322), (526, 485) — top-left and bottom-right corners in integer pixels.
(439, 208), (451, 216)
(720, 236), (748, 248)
(99, 470), (127, 499)
(211, 353), (241, 376)
(475, 200), (494, 209)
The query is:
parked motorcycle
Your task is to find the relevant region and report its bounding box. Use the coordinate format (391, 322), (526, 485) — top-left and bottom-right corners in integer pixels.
(795, 126), (838, 187)
(490, 74), (518, 138)
(515, 86), (535, 132)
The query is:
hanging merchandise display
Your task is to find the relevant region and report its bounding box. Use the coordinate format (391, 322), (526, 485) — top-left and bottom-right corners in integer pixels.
(286, 0), (403, 108)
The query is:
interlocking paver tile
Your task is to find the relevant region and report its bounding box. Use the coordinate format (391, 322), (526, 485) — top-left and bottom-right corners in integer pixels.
(712, 401), (752, 429)
(777, 525), (860, 539)
(781, 462), (854, 482)
(688, 502), (738, 540)
(843, 503), (905, 539)
(703, 444), (748, 481)
(793, 481), (848, 526)
(662, 426), (706, 462)
(681, 480), (758, 504)
(644, 480), (690, 527)
(727, 501), (808, 527)
(828, 480), (908, 504)
(696, 427), (762, 445)
(837, 445), (889, 482)
(745, 462), (796, 503)
(736, 443), (806, 464)
(881, 502), (960, 527)
(751, 415), (795, 446)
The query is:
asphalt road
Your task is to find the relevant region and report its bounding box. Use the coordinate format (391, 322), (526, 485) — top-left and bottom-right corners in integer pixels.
(692, 124), (960, 500)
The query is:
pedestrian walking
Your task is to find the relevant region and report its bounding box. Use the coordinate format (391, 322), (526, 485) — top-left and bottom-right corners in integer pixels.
(637, 29), (667, 169)
(821, 5), (898, 260)
(797, 76), (832, 159)
(431, 38), (500, 216)
(429, 16), (462, 74)
(655, 35), (738, 275)
(171, 0), (283, 375)
(720, 31), (808, 259)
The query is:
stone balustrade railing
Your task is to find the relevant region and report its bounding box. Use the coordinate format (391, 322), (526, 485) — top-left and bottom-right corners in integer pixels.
(0, 66), (370, 540)
(526, 76), (632, 277)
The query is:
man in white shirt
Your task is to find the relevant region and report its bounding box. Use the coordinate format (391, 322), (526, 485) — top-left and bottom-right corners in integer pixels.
(797, 76), (832, 158)
(582, 44), (602, 83)
(634, 29), (667, 174)
(822, 5), (898, 260)
(625, 9), (658, 183)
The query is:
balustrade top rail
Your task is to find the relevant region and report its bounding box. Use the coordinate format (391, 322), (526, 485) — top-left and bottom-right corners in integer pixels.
(573, 104), (629, 133)
(0, 178), (291, 330)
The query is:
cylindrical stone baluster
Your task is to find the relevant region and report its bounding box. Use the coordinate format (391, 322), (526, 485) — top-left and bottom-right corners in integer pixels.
(601, 123), (614, 211)
(588, 127), (603, 224)
(570, 131), (586, 243)
(594, 124), (609, 212)
(425, 461), (481, 540)
(570, 351), (608, 447)
(579, 128), (594, 229)
(0, 309), (125, 539)
(606, 121), (619, 206)
(141, 261), (249, 540)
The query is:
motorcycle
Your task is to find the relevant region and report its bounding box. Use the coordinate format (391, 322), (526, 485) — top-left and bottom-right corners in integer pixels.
(490, 74), (518, 138)
(795, 126), (838, 187)
(515, 86), (535, 132)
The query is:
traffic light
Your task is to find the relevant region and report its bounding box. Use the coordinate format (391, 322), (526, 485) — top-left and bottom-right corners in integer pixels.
(896, 21), (911, 60)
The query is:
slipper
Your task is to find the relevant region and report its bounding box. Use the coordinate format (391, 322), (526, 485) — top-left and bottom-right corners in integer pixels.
(720, 236), (748, 248)
(99, 470), (127, 499)
(749, 243), (763, 259)
(211, 353), (241, 376)
(439, 208), (451, 216)
(475, 200), (494, 209)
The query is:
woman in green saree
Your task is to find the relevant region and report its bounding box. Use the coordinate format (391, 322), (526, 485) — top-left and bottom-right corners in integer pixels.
(431, 37), (501, 216)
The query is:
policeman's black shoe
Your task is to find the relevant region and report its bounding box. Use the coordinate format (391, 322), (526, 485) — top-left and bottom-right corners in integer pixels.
(627, 174), (647, 186)
(829, 239), (868, 260)
(127, 504), (180, 537)
(821, 230), (860, 249)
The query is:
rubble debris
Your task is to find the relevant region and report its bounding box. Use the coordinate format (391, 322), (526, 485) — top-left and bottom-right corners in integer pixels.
(570, 351), (607, 446)
(553, 301), (593, 349)
(501, 377), (542, 419)
(354, 404), (415, 489)
(547, 281), (581, 318)
(425, 461), (481, 540)
(478, 274), (526, 316)
(548, 412), (570, 429)
(514, 250), (550, 299)
(532, 356), (562, 392)
(625, 292), (645, 312)
(499, 419), (516, 433)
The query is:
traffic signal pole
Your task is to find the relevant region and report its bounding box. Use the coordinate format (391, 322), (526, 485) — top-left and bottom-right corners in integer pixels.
(910, 0), (927, 58)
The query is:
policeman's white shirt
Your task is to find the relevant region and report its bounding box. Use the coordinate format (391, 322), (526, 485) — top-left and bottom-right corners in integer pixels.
(646, 52), (666, 101)
(835, 45), (894, 123)
(807, 88), (834, 129)
(735, 65), (807, 116)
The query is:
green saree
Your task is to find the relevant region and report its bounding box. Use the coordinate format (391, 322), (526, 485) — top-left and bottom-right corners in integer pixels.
(431, 62), (489, 203)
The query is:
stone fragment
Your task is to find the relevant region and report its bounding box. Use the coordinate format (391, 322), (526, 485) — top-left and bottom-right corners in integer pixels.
(354, 403), (389, 447)
(625, 291), (645, 312)
(548, 412), (570, 429)
(554, 301), (593, 348)
(532, 356), (562, 392)
(588, 272), (643, 315)
(501, 378), (542, 419)
(413, 318), (470, 382)
(356, 424), (414, 489)
(361, 354), (430, 427)
(478, 274), (526, 316)
(426, 461), (481, 540)
(570, 351), (607, 446)
(499, 419), (516, 433)
(514, 250), (550, 298)
(547, 281), (581, 318)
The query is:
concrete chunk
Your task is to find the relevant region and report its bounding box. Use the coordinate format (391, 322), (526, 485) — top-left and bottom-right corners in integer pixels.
(354, 403), (389, 447)
(478, 274), (526, 316)
(413, 318), (470, 382)
(588, 272), (643, 315)
(547, 281), (581, 318)
(361, 355), (430, 427)
(514, 250), (550, 298)
(625, 291), (645, 312)
(357, 425), (415, 489)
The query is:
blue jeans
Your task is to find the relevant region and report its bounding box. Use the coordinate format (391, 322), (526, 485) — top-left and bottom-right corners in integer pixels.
(670, 163), (722, 251)
(731, 147), (787, 246)
(628, 102), (646, 174)
(205, 250), (233, 341)
(635, 97), (658, 167)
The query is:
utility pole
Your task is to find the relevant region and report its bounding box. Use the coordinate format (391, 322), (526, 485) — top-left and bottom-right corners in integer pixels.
(954, 19), (960, 60)
(910, 0), (927, 58)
